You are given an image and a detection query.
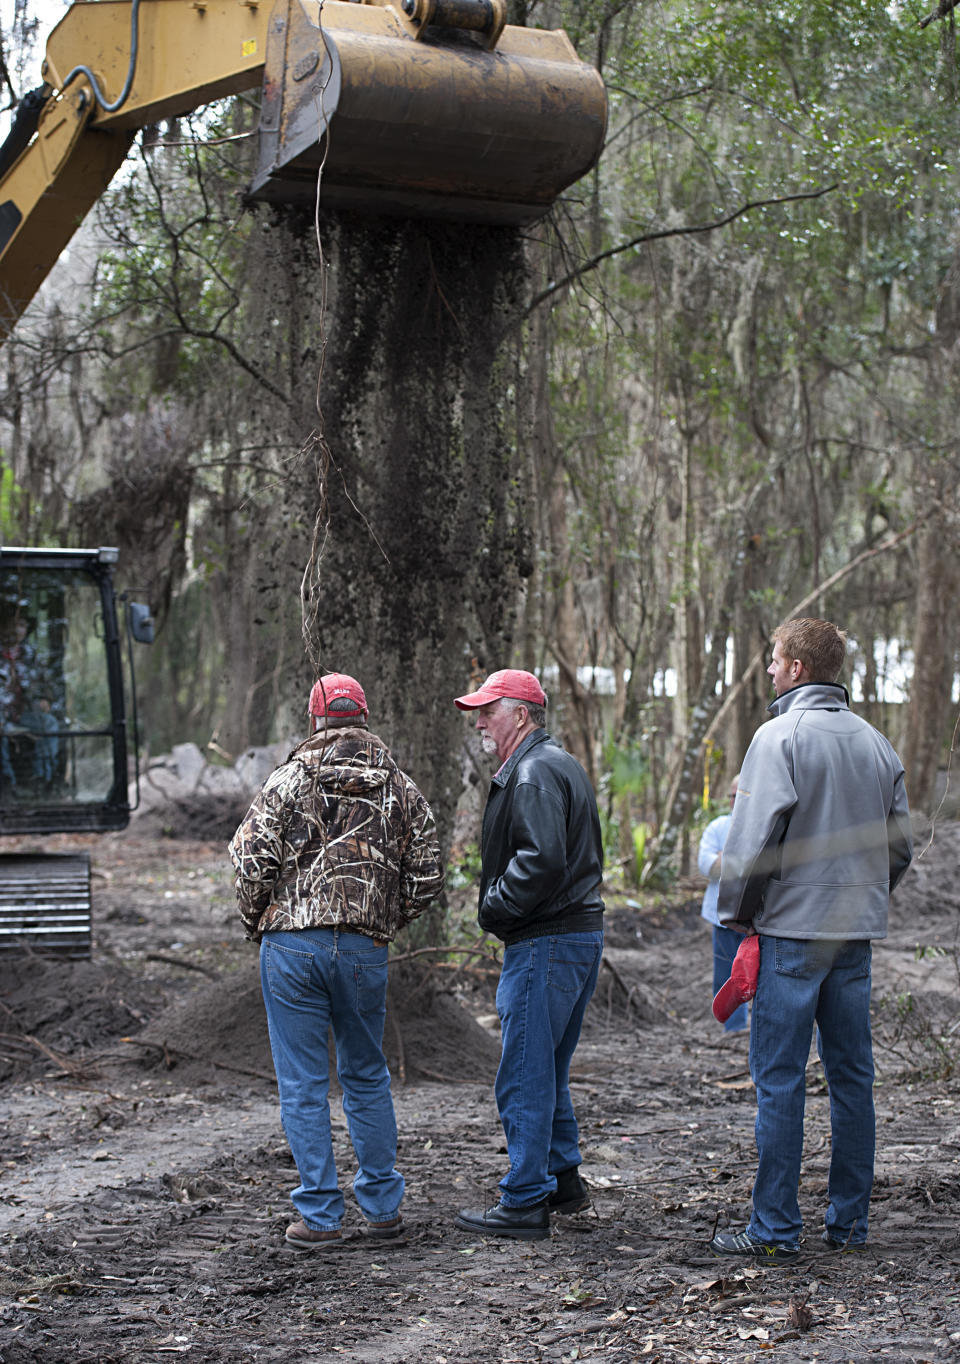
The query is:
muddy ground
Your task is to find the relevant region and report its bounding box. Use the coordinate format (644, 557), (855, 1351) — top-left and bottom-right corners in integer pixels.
(1, 815), (959, 1364)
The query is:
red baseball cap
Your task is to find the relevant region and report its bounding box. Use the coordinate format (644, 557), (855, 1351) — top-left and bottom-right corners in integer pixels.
(712, 933), (759, 1023)
(454, 668), (546, 711)
(309, 673), (368, 717)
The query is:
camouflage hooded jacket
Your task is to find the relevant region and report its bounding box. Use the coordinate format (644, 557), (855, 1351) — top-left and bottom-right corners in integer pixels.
(229, 726), (444, 941)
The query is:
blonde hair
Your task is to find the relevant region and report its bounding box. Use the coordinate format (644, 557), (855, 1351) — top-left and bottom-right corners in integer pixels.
(773, 618), (847, 683)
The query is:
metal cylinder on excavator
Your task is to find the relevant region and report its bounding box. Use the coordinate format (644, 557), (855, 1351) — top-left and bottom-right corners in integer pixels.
(402, 0), (501, 37)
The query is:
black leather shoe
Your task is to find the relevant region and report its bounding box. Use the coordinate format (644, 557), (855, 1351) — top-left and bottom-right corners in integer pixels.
(822, 1230), (866, 1253)
(549, 1168), (590, 1215)
(454, 1200), (550, 1240)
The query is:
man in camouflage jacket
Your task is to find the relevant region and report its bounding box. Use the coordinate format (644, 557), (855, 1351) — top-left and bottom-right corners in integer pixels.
(230, 672), (444, 1251)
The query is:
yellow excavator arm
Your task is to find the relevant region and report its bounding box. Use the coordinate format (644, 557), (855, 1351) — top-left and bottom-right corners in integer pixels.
(0, 0), (273, 335)
(0, 0), (607, 339)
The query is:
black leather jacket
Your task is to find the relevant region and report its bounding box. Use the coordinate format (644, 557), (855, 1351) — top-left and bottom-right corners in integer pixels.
(478, 729), (605, 945)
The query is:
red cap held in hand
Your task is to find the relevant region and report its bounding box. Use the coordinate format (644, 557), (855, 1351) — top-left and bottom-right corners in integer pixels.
(713, 933), (760, 1023)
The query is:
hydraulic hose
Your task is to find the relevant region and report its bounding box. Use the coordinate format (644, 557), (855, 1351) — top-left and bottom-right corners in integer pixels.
(0, 86), (51, 179)
(61, 0), (142, 113)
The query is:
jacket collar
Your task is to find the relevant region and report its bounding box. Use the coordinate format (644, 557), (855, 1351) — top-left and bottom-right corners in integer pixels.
(767, 681), (850, 717)
(491, 727), (551, 787)
(288, 725), (387, 762)
(303, 723), (368, 747)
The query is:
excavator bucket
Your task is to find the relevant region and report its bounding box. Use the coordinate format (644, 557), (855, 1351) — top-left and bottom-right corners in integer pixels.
(0, 0), (606, 333)
(250, 0), (608, 224)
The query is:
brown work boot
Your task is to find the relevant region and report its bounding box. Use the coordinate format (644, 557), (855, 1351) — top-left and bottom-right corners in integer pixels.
(285, 1219), (344, 1250)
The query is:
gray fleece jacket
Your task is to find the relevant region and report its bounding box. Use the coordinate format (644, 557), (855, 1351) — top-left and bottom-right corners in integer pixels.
(717, 683), (913, 940)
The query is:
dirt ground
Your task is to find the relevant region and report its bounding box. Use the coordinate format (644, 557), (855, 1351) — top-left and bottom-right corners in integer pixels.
(1, 815), (959, 1364)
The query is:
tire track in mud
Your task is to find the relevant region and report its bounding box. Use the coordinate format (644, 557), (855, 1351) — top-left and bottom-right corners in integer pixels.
(2, 1037), (958, 1364)
(3, 830), (960, 1362)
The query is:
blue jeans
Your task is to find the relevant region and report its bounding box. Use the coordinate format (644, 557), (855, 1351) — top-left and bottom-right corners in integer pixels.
(748, 935), (874, 1249)
(713, 924), (749, 1032)
(260, 928), (403, 1230)
(495, 930), (603, 1207)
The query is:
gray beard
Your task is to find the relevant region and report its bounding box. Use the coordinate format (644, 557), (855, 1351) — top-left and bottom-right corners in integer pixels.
(480, 734), (499, 757)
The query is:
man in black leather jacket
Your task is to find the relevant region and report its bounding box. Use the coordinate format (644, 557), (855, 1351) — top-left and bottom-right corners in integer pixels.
(452, 669), (604, 1240)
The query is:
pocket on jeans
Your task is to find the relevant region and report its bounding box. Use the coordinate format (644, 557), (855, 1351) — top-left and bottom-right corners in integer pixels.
(263, 939), (314, 1004)
(547, 938), (600, 993)
(833, 939), (871, 978)
(773, 938), (820, 979)
(774, 937), (852, 978)
(354, 956), (388, 1016)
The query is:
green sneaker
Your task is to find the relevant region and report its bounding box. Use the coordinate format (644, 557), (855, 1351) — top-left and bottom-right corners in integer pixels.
(710, 1229), (799, 1263)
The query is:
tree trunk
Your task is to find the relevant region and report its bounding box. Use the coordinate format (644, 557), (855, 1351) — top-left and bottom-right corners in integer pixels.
(286, 213), (528, 908)
(902, 505), (958, 812)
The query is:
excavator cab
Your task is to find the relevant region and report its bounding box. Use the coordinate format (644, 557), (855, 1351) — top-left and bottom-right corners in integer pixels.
(0, 546), (153, 957)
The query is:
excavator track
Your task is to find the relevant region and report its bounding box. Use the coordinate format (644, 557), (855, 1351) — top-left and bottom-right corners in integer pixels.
(0, 853), (92, 959)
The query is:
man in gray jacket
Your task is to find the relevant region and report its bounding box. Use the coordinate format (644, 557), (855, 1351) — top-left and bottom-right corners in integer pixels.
(711, 618), (913, 1263)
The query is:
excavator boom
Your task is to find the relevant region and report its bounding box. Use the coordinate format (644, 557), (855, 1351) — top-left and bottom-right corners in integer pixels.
(0, 0), (607, 337)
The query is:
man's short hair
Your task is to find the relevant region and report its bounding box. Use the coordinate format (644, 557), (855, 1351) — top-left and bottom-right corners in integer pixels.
(773, 617), (847, 683)
(498, 696), (547, 729)
(314, 696), (368, 730)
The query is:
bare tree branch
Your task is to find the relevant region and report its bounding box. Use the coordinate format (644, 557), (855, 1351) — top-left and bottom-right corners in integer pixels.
(919, 0), (960, 29)
(700, 518), (926, 751)
(526, 183), (839, 316)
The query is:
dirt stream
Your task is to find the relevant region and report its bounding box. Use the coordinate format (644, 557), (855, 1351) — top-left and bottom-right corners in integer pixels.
(1, 819), (959, 1364)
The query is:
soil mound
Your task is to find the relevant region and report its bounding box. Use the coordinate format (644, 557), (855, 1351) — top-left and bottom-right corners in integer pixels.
(134, 790), (251, 843)
(385, 963), (501, 1084)
(131, 960), (274, 1083)
(0, 952), (169, 1081)
(886, 815), (960, 933)
(127, 956), (501, 1088)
